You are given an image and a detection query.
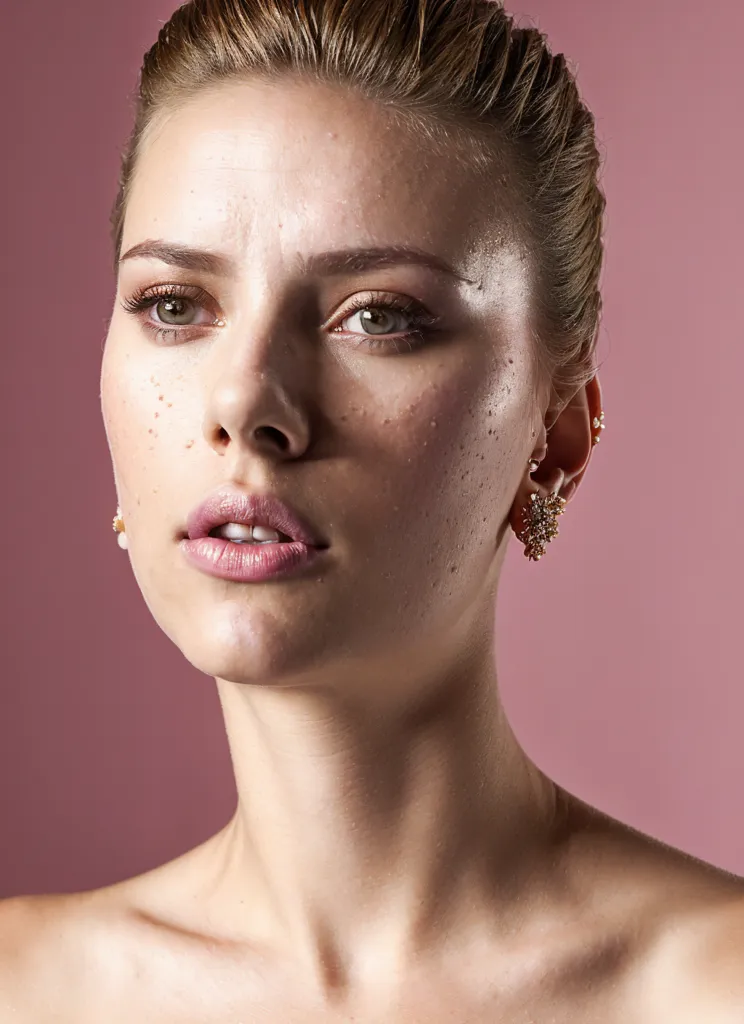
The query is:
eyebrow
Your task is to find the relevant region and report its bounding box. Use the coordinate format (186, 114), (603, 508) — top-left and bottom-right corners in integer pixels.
(117, 239), (478, 284)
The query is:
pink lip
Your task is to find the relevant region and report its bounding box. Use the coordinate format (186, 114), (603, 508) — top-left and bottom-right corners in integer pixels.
(179, 489), (329, 583)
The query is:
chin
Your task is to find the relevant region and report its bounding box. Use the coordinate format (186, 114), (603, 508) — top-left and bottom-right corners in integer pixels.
(157, 595), (338, 686)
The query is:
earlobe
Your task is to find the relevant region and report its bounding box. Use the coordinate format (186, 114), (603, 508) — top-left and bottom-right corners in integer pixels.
(509, 462), (568, 562)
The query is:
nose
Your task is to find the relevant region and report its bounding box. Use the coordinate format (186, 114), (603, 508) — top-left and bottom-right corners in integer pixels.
(201, 326), (313, 462)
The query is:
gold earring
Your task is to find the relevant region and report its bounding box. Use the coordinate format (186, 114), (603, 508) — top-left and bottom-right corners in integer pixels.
(592, 410), (606, 445)
(517, 491), (567, 561)
(113, 506), (128, 550)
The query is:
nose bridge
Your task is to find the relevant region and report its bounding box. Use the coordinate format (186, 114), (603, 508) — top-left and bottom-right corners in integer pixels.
(202, 281), (312, 457)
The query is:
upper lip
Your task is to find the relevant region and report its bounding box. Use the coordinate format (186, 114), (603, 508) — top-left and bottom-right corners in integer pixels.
(183, 488), (328, 548)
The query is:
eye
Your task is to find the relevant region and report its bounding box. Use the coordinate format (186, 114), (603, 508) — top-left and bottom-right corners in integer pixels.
(120, 284), (223, 343)
(330, 293), (442, 353)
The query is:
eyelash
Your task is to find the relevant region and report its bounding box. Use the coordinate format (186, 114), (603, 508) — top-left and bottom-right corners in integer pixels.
(120, 284), (442, 353)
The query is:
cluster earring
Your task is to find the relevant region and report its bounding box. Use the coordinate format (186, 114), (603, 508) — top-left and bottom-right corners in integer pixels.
(520, 455), (566, 561)
(518, 407), (604, 561)
(517, 488), (567, 561)
(112, 506), (128, 550)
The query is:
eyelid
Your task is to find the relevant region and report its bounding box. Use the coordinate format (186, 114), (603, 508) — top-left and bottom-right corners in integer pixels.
(324, 290), (438, 329)
(120, 282), (224, 327)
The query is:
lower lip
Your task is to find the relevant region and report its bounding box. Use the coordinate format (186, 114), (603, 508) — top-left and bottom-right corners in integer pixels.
(179, 537), (326, 582)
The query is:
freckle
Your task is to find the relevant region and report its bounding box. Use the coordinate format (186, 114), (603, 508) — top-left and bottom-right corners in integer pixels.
(158, 395), (164, 401)
(383, 418), (390, 425)
(167, 403), (172, 408)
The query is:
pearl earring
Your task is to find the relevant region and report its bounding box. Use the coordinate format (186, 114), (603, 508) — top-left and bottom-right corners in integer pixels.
(113, 506), (128, 550)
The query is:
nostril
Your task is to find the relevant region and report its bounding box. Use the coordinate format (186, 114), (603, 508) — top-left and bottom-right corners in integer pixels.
(254, 425), (290, 451)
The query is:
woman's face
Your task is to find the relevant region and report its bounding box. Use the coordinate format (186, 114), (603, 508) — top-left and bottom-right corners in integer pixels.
(101, 77), (545, 688)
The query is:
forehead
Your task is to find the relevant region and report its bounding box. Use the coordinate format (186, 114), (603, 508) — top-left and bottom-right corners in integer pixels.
(123, 77), (516, 268)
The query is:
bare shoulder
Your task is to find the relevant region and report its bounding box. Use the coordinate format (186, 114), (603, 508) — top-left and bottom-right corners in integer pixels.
(0, 893), (72, 1020)
(562, 795), (744, 1020)
(0, 889), (139, 1022)
(631, 889), (744, 1022)
(0, 837), (243, 1022)
(0, 893), (94, 1020)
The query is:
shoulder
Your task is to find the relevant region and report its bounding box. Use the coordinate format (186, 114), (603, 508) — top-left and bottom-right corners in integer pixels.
(0, 894), (63, 1019)
(641, 892), (744, 1021)
(0, 890), (139, 1021)
(0, 893), (95, 1020)
(605, 834), (744, 1020)
(559, 796), (744, 1019)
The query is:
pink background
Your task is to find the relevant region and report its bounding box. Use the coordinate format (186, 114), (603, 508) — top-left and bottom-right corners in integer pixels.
(2, 0), (743, 896)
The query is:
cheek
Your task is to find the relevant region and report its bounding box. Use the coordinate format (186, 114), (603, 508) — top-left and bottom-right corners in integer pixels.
(100, 341), (194, 505)
(345, 351), (532, 606)
(385, 354), (529, 513)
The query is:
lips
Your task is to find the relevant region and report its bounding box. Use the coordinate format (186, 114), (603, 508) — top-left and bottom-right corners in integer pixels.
(184, 489), (327, 549)
(179, 488), (329, 584)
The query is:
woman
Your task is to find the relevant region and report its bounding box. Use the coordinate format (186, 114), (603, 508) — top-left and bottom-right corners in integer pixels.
(1, 0), (742, 1018)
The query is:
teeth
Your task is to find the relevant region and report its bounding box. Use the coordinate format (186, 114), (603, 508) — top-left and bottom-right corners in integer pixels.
(252, 525), (283, 542)
(219, 523), (254, 542)
(214, 522), (283, 544)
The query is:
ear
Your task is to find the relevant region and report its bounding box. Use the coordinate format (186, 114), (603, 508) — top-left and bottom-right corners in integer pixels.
(541, 373), (603, 502)
(508, 374), (603, 539)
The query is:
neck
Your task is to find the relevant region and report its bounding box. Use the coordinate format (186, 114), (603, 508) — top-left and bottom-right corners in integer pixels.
(202, 606), (562, 996)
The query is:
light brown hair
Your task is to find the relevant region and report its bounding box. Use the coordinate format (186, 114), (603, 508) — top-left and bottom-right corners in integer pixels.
(111, 0), (606, 395)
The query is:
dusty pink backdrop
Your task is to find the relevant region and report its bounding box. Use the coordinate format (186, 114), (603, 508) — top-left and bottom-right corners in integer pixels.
(2, 0), (743, 896)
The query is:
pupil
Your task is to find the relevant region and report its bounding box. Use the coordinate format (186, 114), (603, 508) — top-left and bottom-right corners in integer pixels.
(361, 308), (395, 335)
(159, 297), (191, 324)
